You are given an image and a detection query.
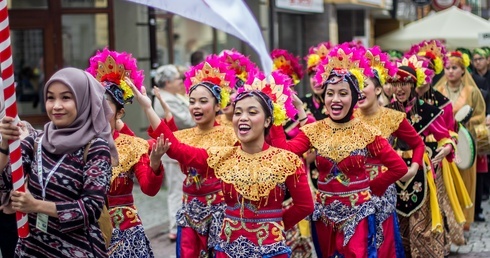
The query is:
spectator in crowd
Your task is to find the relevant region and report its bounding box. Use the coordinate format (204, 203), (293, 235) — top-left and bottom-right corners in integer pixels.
(153, 64), (195, 241)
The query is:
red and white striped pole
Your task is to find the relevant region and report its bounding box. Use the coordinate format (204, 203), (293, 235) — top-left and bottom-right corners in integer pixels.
(0, 0), (29, 238)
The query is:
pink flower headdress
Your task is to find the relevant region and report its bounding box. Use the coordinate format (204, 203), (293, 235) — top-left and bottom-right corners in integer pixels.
(86, 48), (144, 105)
(388, 55), (434, 88)
(236, 70), (296, 126)
(184, 54), (236, 108)
(218, 49), (259, 89)
(406, 40), (448, 75)
(305, 42), (333, 75)
(271, 49), (304, 85)
(364, 46), (397, 86)
(314, 44), (373, 92)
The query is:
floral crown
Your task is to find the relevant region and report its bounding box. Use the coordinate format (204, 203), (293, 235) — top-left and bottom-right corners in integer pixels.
(271, 49), (304, 85)
(86, 48), (144, 105)
(184, 54), (236, 108)
(447, 51), (471, 68)
(236, 70), (296, 126)
(314, 44), (373, 92)
(407, 40), (448, 75)
(218, 49), (259, 89)
(364, 46), (397, 86)
(386, 49), (404, 61)
(389, 55), (434, 88)
(305, 42), (333, 75)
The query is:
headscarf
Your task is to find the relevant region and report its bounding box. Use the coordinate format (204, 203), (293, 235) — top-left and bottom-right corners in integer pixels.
(42, 67), (118, 161)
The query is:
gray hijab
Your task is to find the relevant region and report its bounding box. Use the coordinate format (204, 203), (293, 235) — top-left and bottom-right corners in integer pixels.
(42, 67), (118, 161)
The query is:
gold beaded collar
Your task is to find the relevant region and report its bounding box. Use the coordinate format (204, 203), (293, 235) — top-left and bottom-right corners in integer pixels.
(354, 107), (405, 139)
(112, 134), (149, 184)
(300, 118), (380, 163)
(175, 125), (237, 148)
(206, 146), (302, 201)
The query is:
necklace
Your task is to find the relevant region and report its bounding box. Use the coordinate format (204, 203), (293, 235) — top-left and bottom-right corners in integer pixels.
(445, 82), (462, 103)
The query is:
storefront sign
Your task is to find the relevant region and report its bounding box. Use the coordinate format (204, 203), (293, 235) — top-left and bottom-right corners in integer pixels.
(275, 0), (324, 13)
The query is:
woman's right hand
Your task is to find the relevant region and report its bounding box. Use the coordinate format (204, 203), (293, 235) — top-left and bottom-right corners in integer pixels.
(0, 116), (22, 146)
(125, 77), (153, 110)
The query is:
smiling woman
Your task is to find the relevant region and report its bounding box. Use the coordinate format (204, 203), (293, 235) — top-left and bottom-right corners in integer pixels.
(268, 44), (408, 258)
(0, 67), (117, 258)
(129, 67), (314, 258)
(387, 55), (464, 258)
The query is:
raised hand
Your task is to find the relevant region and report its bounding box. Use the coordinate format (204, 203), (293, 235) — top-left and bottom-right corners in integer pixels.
(124, 77), (152, 109)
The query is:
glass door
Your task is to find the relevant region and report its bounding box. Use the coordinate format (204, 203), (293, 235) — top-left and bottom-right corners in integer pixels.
(7, 8), (54, 126)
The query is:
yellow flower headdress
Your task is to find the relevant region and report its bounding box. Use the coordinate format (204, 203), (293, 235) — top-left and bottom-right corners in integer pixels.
(388, 55), (434, 88)
(184, 54), (236, 108)
(364, 46), (397, 86)
(305, 42), (332, 75)
(407, 40), (448, 75)
(237, 71), (296, 126)
(314, 44), (373, 92)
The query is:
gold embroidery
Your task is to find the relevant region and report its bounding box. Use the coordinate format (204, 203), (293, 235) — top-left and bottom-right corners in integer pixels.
(206, 146), (302, 201)
(112, 134), (149, 184)
(109, 206), (140, 228)
(216, 114), (233, 127)
(175, 125), (237, 148)
(300, 118), (380, 163)
(223, 217), (272, 245)
(354, 107), (405, 139)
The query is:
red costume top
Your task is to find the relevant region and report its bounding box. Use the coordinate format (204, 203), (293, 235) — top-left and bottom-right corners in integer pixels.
(354, 107), (425, 173)
(269, 117), (407, 253)
(148, 120), (237, 240)
(150, 120), (314, 256)
(107, 131), (164, 230)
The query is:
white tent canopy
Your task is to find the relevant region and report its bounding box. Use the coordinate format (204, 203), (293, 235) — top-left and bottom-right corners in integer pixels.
(376, 6), (490, 50)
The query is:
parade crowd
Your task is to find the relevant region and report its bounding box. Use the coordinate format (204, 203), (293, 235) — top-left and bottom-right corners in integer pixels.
(1, 39), (490, 258)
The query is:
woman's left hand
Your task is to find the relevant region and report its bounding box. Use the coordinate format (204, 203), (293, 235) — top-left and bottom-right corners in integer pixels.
(431, 144), (452, 165)
(10, 187), (39, 214)
(150, 134), (169, 164)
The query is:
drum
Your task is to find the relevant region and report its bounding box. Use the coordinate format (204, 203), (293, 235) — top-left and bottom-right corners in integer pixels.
(455, 105), (473, 124)
(475, 123), (490, 154)
(456, 124), (476, 170)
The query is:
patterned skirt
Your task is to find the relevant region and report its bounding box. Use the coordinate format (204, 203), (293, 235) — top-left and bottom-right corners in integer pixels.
(108, 225), (154, 258)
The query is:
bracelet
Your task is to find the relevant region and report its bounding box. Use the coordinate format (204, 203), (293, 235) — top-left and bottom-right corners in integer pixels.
(0, 146), (8, 156)
(299, 117), (308, 122)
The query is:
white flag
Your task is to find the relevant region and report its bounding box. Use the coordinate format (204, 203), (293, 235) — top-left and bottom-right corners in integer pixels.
(125, 0), (273, 75)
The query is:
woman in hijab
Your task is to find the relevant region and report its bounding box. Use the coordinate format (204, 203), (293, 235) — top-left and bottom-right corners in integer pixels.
(0, 67), (117, 257)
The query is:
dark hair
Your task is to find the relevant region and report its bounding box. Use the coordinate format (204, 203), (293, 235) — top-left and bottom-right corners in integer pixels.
(233, 91), (273, 135)
(189, 82), (221, 106)
(190, 51), (205, 66)
(105, 92), (124, 113)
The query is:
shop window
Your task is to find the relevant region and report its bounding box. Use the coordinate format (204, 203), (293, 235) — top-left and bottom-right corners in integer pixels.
(61, 0), (108, 8)
(61, 14), (109, 69)
(11, 29), (45, 114)
(338, 9), (365, 43)
(7, 0), (48, 9)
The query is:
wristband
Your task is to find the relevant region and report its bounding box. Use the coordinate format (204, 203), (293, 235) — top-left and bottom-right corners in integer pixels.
(0, 146), (8, 156)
